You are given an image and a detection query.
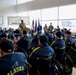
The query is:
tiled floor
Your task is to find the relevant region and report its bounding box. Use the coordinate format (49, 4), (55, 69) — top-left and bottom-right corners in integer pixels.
(72, 68), (76, 75)
(65, 67), (76, 75)
(61, 66), (76, 75)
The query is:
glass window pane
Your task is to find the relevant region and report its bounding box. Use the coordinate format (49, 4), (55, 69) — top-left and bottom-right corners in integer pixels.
(59, 4), (76, 19)
(2, 0), (16, 9)
(42, 7), (58, 20)
(18, 0), (27, 4)
(28, 0), (33, 2)
(29, 10), (41, 28)
(18, 12), (28, 16)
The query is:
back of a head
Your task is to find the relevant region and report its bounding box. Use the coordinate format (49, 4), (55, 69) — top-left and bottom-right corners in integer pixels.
(23, 30), (27, 35)
(37, 28), (39, 32)
(17, 36), (30, 52)
(66, 31), (71, 35)
(1, 33), (6, 38)
(56, 31), (62, 38)
(40, 35), (48, 44)
(21, 20), (23, 23)
(0, 39), (14, 53)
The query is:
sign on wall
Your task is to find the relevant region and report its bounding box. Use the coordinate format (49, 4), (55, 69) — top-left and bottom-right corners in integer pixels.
(62, 20), (75, 28)
(8, 16), (29, 25)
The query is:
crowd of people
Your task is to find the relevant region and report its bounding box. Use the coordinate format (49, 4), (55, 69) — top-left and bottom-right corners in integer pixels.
(0, 21), (76, 75)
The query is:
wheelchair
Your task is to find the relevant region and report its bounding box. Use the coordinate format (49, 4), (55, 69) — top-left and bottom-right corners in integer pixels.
(35, 56), (63, 75)
(50, 58), (62, 75)
(61, 52), (73, 74)
(25, 62), (32, 75)
(67, 47), (76, 65)
(15, 45), (73, 75)
(51, 52), (73, 75)
(28, 47), (73, 75)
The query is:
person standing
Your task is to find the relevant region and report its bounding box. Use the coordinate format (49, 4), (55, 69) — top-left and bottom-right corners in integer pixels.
(43, 24), (48, 34)
(37, 24), (42, 34)
(49, 23), (54, 32)
(19, 20), (26, 33)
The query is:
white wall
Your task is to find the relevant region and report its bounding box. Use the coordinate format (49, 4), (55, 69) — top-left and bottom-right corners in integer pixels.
(0, 0), (17, 29)
(0, 6), (18, 29)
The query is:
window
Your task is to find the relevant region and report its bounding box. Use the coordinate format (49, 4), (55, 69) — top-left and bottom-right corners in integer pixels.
(18, 12), (28, 16)
(18, 0), (33, 4)
(29, 10), (41, 28)
(2, 0), (16, 8)
(28, 0), (33, 2)
(18, 0), (27, 4)
(42, 7), (58, 20)
(59, 4), (76, 19)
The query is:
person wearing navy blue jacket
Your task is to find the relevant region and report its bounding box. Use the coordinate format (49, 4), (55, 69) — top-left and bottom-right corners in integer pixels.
(65, 31), (74, 53)
(16, 30), (31, 54)
(37, 24), (42, 34)
(51, 31), (66, 63)
(28, 35), (54, 75)
(0, 39), (27, 75)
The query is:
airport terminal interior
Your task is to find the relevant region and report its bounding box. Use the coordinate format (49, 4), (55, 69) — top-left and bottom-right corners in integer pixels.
(0, 0), (76, 75)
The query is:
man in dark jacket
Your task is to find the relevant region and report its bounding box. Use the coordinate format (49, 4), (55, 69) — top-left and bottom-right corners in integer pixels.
(51, 31), (66, 63)
(65, 31), (74, 53)
(0, 39), (27, 75)
(29, 35), (54, 75)
(37, 24), (42, 34)
(17, 30), (31, 54)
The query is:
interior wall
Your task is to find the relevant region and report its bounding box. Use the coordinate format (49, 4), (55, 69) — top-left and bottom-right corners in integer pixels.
(3, 6), (19, 29)
(0, 0), (18, 29)
(0, 0), (76, 29)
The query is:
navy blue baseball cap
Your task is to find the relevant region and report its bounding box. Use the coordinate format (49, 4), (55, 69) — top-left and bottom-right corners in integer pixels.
(23, 30), (27, 35)
(66, 31), (71, 35)
(56, 32), (62, 38)
(0, 39), (14, 52)
(40, 35), (48, 44)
